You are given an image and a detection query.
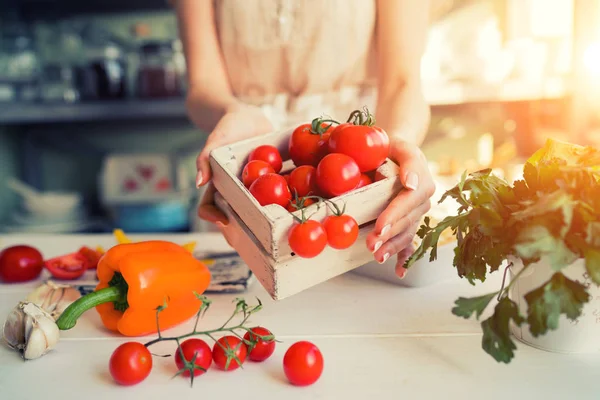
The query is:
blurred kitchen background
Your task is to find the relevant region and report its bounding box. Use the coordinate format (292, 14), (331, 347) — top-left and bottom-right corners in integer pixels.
(0, 0), (597, 234)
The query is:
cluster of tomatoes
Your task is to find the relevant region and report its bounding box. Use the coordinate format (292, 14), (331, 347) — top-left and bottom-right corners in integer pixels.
(109, 327), (324, 387)
(240, 109), (390, 259)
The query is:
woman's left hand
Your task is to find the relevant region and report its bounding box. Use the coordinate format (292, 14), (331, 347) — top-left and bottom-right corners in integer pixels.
(366, 138), (436, 278)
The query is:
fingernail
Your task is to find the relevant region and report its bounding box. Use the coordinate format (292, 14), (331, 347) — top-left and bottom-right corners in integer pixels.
(373, 241), (382, 253)
(215, 221), (226, 229)
(397, 267), (407, 279)
(196, 173), (203, 188)
(405, 172), (418, 190)
(379, 224), (391, 237)
(378, 253), (390, 264)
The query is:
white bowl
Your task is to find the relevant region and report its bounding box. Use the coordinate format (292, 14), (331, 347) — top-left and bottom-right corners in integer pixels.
(23, 192), (82, 217)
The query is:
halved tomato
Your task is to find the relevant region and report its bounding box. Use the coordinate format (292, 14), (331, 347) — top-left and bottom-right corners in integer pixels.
(44, 252), (89, 280)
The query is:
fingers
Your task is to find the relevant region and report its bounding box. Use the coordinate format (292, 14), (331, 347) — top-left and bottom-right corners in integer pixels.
(196, 132), (221, 187)
(395, 245), (415, 279)
(197, 183), (229, 225)
(372, 220), (420, 265)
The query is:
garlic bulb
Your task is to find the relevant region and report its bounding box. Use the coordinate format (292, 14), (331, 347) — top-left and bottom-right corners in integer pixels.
(26, 280), (81, 320)
(2, 302), (60, 360)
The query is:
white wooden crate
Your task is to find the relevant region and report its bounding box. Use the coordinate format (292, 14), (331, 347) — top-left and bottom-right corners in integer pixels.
(210, 127), (404, 300)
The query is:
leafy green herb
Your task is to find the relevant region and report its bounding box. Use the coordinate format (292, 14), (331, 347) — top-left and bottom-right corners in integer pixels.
(405, 139), (600, 363)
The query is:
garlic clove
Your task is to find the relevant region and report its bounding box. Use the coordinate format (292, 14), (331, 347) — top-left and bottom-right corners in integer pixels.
(2, 302), (60, 360)
(26, 280), (81, 320)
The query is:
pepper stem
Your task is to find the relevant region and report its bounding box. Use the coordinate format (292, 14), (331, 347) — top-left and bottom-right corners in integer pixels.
(55, 274), (129, 331)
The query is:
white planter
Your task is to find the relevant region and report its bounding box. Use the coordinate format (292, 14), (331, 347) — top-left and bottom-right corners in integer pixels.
(509, 257), (600, 353)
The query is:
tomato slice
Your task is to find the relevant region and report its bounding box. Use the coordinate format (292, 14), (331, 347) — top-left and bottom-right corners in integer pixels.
(77, 246), (103, 269)
(44, 252), (89, 280)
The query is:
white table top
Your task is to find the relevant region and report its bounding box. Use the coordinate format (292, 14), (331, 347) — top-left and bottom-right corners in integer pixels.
(0, 233), (597, 400)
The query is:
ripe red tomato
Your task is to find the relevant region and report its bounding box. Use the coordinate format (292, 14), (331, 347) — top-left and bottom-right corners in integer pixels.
(288, 220), (327, 258)
(315, 153), (361, 198)
(174, 338), (213, 377)
(282, 173), (290, 185)
(242, 160), (275, 188)
(243, 326), (276, 362)
(328, 123), (389, 172)
(323, 214), (359, 249)
(212, 336), (248, 371)
(109, 342), (153, 386)
(249, 173), (292, 207)
(288, 165), (318, 198)
(248, 145), (283, 173)
(289, 122), (332, 167)
(0, 245), (44, 283)
(283, 341), (324, 386)
(356, 173), (373, 189)
(44, 252), (88, 280)
(77, 246), (103, 269)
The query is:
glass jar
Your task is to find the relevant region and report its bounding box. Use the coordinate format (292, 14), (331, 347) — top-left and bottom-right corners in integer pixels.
(76, 41), (128, 100)
(137, 41), (183, 98)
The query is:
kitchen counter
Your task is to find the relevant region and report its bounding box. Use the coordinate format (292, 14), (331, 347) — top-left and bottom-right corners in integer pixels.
(0, 233), (597, 399)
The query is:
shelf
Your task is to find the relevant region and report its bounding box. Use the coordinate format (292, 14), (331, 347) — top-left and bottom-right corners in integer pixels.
(13, 0), (171, 19)
(0, 98), (188, 125)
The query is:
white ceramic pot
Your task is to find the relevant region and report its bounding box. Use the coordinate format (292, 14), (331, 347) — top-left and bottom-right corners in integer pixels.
(509, 257), (600, 354)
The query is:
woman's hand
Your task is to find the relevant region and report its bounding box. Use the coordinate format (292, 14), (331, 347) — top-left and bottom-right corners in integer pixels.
(194, 101), (273, 226)
(365, 138), (435, 278)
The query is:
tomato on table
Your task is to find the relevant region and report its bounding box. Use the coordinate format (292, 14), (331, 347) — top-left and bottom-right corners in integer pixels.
(289, 119), (334, 167)
(244, 326), (276, 362)
(288, 165), (318, 198)
(315, 153), (361, 198)
(242, 160), (275, 188)
(248, 145), (283, 173)
(174, 338), (213, 377)
(212, 336), (248, 371)
(77, 246), (103, 269)
(249, 173), (292, 207)
(109, 342), (153, 386)
(0, 245), (44, 283)
(44, 252), (89, 280)
(288, 219), (327, 258)
(283, 341), (324, 386)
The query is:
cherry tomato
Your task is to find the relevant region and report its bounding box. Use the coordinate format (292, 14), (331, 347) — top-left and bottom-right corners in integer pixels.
(248, 145), (283, 173)
(289, 122), (332, 167)
(77, 246), (103, 269)
(315, 153), (361, 198)
(109, 342), (153, 386)
(282, 173), (290, 185)
(249, 173), (292, 208)
(243, 326), (276, 362)
(242, 160), (275, 188)
(283, 341), (324, 386)
(287, 197), (316, 212)
(212, 336), (248, 371)
(328, 123), (389, 172)
(44, 252), (88, 280)
(356, 173), (373, 189)
(0, 245), (44, 283)
(174, 338), (213, 377)
(323, 214), (359, 249)
(288, 165), (318, 198)
(288, 220), (327, 258)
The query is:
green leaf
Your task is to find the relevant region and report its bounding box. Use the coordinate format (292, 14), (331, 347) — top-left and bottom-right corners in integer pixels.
(525, 272), (591, 337)
(585, 249), (600, 285)
(481, 297), (524, 364)
(514, 225), (578, 271)
(452, 292), (497, 319)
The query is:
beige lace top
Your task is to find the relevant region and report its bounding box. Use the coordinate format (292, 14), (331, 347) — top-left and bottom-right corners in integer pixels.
(213, 0), (379, 128)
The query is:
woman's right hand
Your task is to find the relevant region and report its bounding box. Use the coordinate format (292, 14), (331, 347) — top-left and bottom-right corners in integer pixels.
(193, 101), (274, 227)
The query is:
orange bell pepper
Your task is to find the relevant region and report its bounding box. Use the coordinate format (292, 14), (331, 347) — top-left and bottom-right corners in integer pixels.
(56, 240), (211, 337)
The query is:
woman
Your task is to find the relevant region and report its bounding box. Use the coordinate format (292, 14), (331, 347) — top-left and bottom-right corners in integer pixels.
(174, 0), (435, 278)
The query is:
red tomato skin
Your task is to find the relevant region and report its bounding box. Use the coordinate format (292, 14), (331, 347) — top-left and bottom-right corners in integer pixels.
(322, 215), (359, 250)
(44, 253), (88, 280)
(283, 341), (324, 386)
(0, 245), (44, 283)
(174, 338), (213, 377)
(77, 246), (102, 269)
(109, 342), (153, 386)
(248, 145), (283, 173)
(242, 160), (275, 188)
(249, 173), (292, 207)
(243, 327), (276, 362)
(288, 220), (327, 258)
(328, 124), (390, 172)
(356, 173), (373, 189)
(289, 123), (332, 167)
(282, 173), (290, 185)
(212, 336), (248, 371)
(288, 165), (318, 198)
(315, 153), (361, 198)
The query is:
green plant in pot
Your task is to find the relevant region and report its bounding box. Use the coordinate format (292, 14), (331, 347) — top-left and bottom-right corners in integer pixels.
(405, 138), (600, 363)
